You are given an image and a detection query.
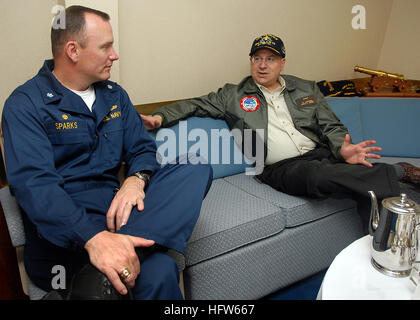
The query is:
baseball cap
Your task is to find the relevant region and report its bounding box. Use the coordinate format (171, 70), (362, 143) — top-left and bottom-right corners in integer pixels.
(249, 34), (286, 58)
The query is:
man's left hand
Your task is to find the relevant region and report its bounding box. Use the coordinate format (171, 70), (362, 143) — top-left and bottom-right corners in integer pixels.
(107, 176), (146, 232)
(340, 134), (382, 167)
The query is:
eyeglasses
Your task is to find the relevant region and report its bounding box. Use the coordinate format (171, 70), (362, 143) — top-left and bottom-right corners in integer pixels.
(251, 56), (280, 65)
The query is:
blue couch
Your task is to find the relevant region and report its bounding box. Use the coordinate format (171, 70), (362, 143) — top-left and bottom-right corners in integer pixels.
(150, 97), (420, 299)
(329, 97), (420, 158)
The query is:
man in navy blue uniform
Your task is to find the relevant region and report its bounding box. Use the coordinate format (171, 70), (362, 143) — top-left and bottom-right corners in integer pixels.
(2, 6), (212, 299)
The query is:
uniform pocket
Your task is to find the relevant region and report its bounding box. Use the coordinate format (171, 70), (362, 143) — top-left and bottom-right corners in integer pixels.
(48, 133), (88, 145)
(102, 128), (123, 163)
(46, 120), (89, 144)
(45, 120), (90, 169)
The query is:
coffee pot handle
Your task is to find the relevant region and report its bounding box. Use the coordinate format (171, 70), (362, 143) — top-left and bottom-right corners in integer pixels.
(372, 208), (394, 251)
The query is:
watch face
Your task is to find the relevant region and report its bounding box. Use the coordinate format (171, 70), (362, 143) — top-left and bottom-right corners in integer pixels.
(135, 172), (149, 185)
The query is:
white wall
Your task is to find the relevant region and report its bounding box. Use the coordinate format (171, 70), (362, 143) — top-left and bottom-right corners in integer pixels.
(118, 0), (394, 104)
(0, 0), (57, 116)
(377, 0), (420, 79)
(3, 0), (420, 116)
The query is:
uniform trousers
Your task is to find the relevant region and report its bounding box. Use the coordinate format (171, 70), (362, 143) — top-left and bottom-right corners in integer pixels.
(23, 155), (213, 299)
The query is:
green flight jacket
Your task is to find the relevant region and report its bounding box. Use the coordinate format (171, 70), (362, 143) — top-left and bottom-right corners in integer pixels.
(153, 75), (349, 161)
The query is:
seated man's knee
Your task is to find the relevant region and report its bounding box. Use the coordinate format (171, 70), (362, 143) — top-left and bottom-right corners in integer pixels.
(286, 161), (328, 196)
(134, 252), (182, 300)
(179, 153), (213, 180)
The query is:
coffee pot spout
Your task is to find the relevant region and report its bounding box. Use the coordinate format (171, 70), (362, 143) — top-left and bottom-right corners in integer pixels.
(368, 190), (380, 231)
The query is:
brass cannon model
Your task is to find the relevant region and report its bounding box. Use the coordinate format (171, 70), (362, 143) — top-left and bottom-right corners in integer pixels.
(354, 66), (413, 96)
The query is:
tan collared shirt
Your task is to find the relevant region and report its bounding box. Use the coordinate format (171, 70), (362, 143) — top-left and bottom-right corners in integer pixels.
(256, 77), (316, 165)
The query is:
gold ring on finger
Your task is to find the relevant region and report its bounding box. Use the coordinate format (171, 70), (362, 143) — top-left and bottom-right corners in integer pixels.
(120, 267), (131, 279)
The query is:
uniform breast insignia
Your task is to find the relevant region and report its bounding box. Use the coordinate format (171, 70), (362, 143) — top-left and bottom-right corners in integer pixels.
(55, 122), (78, 130)
(240, 96), (260, 112)
(103, 105), (121, 123)
(109, 105), (121, 119)
(62, 114), (69, 120)
(110, 111), (121, 119)
(295, 95), (316, 107)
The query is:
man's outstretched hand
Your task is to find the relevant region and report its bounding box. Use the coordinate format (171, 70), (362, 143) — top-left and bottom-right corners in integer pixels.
(340, 134), (382, 167)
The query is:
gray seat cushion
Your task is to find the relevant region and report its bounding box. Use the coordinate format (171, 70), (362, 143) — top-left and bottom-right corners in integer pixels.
(185, 179), (285, 266)
(0, 187), (25, 247)
(223, 174), (357, 227)
(184, 208), (364, 299)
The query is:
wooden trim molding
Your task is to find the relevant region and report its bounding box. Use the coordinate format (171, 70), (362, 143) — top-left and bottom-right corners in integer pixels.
(134, 99), (182, 115)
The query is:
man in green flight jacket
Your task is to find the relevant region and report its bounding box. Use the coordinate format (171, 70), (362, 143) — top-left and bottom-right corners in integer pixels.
(142, 34), (420, 228)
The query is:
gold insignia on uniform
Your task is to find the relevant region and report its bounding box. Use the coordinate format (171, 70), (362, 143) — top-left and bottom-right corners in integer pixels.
(110, 111), (121, 119)
(55, 122), (78, 130)
(62, 114), (69, 120)
(102, 106), (120, 123)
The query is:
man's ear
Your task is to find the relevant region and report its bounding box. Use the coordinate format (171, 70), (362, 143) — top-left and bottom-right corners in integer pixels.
(280, 58), (286, 72)
(64, 41), (79, 63)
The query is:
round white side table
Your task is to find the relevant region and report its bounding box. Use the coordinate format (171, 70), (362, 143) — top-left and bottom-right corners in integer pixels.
(318, 235), (416, 300)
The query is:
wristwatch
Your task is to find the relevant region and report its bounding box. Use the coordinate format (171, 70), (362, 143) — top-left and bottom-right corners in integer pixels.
(131, 171), (150, 188)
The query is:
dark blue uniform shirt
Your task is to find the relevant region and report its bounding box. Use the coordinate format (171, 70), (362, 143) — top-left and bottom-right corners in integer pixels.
(2, 60), (160, 249)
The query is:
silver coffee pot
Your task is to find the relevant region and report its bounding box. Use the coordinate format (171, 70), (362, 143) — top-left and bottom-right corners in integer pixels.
(368, 191), (420, 277)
